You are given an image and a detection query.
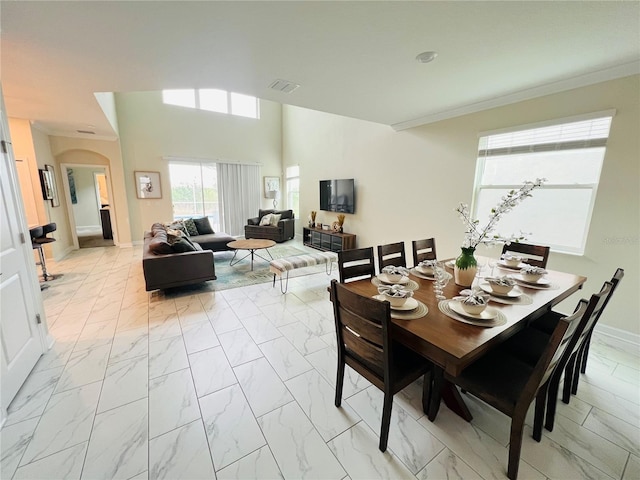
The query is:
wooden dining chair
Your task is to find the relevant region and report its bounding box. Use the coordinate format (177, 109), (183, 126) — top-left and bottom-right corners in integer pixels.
(501, 242), (550, 268)
(338, 247), (375, 283)
(330, 280), (432, 451)
(412, 238), (437, 266)
(377, 241), (407, 271)
(442, 299), (590, 480)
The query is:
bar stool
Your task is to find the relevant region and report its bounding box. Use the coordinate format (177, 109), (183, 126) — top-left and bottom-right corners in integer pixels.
(30, 223), (58, 281)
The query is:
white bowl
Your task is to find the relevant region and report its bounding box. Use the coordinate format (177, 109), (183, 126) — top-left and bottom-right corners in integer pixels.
(383, 273), (404, 283)
(489, 283), (515, 295)
(382, 292), (409, 308)
(503, 257), (523, 267)
(461, 302), (487, 315)
(521, 272), (544, 283)
(416, 265), (434, 275)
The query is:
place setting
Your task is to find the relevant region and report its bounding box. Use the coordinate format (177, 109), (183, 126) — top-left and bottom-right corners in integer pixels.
(511, 265), (559, 290)
(496, 253), (530, 272)
(478, 275), (534, 305)
(439, 291), (507, 327)
(410, 260), (453, 281)
(371, 265), (419, 291)
(373, 283), (428, 320)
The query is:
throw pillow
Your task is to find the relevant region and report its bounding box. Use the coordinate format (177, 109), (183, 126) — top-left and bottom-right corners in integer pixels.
(168, 221), (189, 236)
(148, 238), (173, 255)
(269, 213), (282, 226)
(193, 217), (214, 235)
(182, 218), (199, 236)
(171, 237), (198, 253)
(259, 214), (273, 226)
(166, 229), (183, 244)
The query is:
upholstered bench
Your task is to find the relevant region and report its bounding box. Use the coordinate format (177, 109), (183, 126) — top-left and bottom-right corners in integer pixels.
(269, 251), (338, 293)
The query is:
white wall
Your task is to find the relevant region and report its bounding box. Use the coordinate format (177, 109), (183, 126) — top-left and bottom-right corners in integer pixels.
(283, 75), (640, 336)
(70, 167), (103, 228)
(115, 92), (283, 241)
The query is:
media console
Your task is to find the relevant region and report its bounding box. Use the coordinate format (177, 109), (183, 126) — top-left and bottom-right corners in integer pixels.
(303, 227), (356, 253)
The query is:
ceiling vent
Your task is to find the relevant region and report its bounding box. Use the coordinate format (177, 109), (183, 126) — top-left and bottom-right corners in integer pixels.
(269, 79), (300, 94)
(77, 130), (95, 135)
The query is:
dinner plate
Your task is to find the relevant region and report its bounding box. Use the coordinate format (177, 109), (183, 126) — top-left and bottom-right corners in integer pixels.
(497, 261), (528, 271)
(377, 273), (410, 285)
(479, 281), (523, 298)
(449, 301), (499, 320)
(373, 295), (419, 311)
(512, 274), (551, 286)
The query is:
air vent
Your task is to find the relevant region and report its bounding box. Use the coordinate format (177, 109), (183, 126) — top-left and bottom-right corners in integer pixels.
(77, 130), (95, 135)
(269, 79), (300, 94)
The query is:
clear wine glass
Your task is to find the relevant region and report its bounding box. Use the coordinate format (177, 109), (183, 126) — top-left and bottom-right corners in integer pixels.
(474, 257), (487, 287)
(488, 258), (498, 278)
(433, 261), (449, 301)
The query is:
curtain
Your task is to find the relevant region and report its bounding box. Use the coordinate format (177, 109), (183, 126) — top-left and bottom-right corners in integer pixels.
(217, 163), (260, 236)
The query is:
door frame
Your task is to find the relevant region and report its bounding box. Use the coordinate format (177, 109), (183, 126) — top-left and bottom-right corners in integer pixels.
(60, 163), (119, 248)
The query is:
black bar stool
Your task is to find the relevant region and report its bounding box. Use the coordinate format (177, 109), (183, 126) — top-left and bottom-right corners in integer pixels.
(30, 223), (59, 281)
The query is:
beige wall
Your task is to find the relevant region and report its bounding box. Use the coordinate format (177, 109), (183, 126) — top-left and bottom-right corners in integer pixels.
(115, 92), (283, 241)
(283, 75), (640, 336)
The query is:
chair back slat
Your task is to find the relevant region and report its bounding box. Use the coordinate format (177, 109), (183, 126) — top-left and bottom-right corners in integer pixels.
(502, 242), (550, 268)
(566, 281), (613, 360)
(341, 325), (385, 372)
(412, 238), (437, 266)
(338, 247), (375, 283)
(377, 242), (407, 270)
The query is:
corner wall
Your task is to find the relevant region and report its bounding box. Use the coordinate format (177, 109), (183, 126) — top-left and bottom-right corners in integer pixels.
(283, 75), (640, 336)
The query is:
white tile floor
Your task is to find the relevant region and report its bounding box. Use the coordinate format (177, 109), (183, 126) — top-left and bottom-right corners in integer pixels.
(2, 244), (639, 480)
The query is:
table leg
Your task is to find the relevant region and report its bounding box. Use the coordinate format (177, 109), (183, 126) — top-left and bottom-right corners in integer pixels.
(428, 366), (473, 422)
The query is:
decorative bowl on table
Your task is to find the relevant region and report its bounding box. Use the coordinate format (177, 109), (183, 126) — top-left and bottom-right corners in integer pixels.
(486, 276), (517, 295)
(377, 284), (413, 307)
(457, 293), (488, 315)
(501, 254), (524, 267)
(416, 260), (437, 275)
(381, 265), (409, 283)
(519, 265), (547, 283)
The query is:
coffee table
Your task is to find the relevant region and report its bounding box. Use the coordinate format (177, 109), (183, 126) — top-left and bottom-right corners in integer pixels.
(227, 239), (276, 271)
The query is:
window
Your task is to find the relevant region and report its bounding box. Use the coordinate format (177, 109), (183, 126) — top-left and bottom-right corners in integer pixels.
(162, 89), (259, 119)
(472, 113), (613, 255)
(286, 166), (300, 218)
(168, 162), (220, 231)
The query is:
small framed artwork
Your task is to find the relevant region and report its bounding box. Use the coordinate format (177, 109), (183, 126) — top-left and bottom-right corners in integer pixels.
(264, 176), (280, 197)
(38, 168), (54, 200)
(135, 171), (162, 199)
(46, 164), (60, 207)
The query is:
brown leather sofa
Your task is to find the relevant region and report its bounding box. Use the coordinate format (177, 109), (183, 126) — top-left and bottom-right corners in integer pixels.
(245, 209), (295, 243)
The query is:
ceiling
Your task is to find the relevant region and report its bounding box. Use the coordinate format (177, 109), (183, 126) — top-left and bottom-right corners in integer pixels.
(2, 1), (639, 140)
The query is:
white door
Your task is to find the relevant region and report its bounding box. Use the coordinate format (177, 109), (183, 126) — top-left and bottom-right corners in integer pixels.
(0, 89), (44, 413)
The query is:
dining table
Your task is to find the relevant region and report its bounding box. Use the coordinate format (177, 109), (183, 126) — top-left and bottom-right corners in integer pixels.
(337, 258), (587, 421)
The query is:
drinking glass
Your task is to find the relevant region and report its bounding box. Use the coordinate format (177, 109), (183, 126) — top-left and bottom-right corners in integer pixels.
(433, 262), (449, 301)
(488, 259), (498, 277)
(474, 257), (487, 287)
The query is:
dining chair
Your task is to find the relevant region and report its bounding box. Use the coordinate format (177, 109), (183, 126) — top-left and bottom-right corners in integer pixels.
(338, 246), (376, 283)
(442, 299), (590, 480)
(377, 241), (407, 271)
(412, 238), (437, 266)
(501, 242), (550, 268)
(330, 279), (432, 451)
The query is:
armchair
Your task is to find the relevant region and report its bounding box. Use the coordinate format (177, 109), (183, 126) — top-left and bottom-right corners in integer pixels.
(245, 209), (295, 243)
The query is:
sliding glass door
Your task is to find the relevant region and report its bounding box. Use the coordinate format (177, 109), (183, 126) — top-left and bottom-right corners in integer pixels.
(168, 162), (220, 231)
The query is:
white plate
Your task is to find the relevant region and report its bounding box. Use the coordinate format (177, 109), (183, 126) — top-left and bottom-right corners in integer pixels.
(449, 301), (498, 320)
(377, 273), (410, 285)
(373, 295), (419, 311)
(512, 274), (551, 286)
(445, 260), (455, 269)
(497, 261), (528, 271)
(479, 281), (523, 298)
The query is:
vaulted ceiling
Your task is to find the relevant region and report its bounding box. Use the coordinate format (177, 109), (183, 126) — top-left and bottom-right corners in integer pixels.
(2, 1), (638, 139)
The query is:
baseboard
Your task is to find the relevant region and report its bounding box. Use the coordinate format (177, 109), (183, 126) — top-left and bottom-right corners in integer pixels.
(120, 242), (135, 248)
(593, 323), (640, 355)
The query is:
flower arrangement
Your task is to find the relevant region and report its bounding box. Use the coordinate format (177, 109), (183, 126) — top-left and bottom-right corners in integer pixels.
(336, 213), (345, 226)
(455, 178), (546, 248)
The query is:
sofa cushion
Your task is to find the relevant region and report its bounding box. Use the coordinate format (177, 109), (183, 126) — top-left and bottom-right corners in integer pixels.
(171, 236), (198, 253)
(259, 214), (273, 226)
(148, 237), (173, 255)
(182, 218), (200, 236)
(278, 210), (293, 220)
(269, 213), (282, 226)
(193, 217), (214, 235)
(167, 221), (189, 236)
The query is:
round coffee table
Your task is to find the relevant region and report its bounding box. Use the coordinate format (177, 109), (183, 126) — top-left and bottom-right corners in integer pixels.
(227, 239), (276, 271)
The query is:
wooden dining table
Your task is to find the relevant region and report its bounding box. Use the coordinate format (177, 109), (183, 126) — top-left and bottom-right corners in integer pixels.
(338, 258), (587, 421)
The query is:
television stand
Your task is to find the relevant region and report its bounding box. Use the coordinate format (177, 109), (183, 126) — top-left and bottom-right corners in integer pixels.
(303, 227), (356, 253)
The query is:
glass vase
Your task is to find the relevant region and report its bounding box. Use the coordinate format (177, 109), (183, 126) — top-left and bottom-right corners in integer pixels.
(454, 247), (478, 287)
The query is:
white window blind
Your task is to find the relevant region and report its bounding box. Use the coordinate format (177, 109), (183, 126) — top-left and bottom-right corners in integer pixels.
(472, 114), (613, 255)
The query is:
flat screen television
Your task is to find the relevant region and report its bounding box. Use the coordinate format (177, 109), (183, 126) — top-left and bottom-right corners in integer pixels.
(319, 179), (355, 214)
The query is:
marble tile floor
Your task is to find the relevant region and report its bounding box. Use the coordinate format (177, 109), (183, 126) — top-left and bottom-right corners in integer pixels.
(1, 244), (639, 480)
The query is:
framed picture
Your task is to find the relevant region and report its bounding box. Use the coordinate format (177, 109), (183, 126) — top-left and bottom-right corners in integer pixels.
(46, 164), (60, 207)
(38, 168), (54, 200)
(135, 171), (162, 199)
(264, 176), (280, 197)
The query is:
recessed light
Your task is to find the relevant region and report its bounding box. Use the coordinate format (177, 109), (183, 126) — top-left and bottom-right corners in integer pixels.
(416, 51), (438, 64)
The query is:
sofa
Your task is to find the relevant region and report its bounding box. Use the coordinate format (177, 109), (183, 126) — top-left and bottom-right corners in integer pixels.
(168, 217), (235, 252)
(245, 209), (295, 243)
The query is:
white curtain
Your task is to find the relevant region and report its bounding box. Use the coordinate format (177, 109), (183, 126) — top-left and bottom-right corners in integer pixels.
(217, 162), (260, 236)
